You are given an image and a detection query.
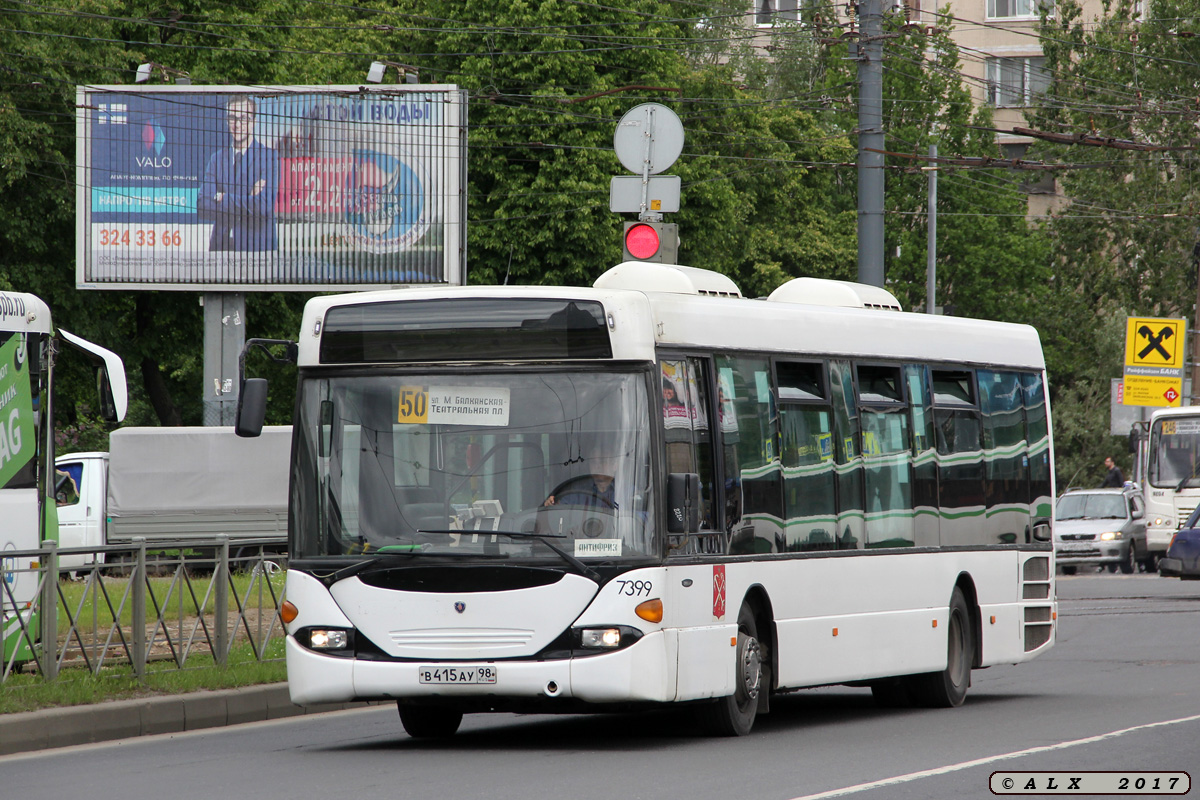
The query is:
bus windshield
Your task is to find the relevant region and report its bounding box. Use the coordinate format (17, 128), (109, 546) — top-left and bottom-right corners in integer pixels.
(291, 369), (655, 562)
(1148, 417), (1200, 489)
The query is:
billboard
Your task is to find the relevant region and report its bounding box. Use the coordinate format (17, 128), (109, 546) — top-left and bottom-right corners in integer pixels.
(76, 85), (466, 291)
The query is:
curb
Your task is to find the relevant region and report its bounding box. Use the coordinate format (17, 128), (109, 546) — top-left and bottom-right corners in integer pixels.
(0, 683), (377, 756)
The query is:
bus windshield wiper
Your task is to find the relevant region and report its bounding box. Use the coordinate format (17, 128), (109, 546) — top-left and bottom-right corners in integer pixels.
(1176, 463), (1200, 492)
(322, 549), (424, 582)
(323, 545), (513, 582)
(417, 529), (600, 581)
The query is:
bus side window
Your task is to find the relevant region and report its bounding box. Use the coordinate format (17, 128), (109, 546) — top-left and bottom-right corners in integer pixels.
(1022, 372), (1052, 532)
(779, 361), (836, 551)
(661, 358), (718, 552)
(717, 354), (781, 554)
(829, 359), (863, 550)
(857, 363), (913, 549)
(932, 369), (984, 546)
(905, 364), (940, 548)
(979, 370), (1028, 545)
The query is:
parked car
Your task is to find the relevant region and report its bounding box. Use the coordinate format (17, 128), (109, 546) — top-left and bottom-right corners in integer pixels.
(1159, 506), (1200, 580)
(1054, 487), (1148, 574)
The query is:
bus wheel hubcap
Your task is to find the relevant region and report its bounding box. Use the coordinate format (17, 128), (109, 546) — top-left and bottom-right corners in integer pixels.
(740, 637), (762, 701)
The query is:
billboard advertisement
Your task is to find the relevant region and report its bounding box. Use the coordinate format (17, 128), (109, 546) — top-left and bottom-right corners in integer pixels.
(76, 85), (466, 291)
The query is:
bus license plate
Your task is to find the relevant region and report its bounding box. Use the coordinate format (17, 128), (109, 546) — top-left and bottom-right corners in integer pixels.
(418, 666), (497, 685)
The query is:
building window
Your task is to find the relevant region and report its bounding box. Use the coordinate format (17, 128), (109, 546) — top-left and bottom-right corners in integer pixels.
(987, 0), (1053, 18)
(986, 57), (1050, 107)
(755, 0), (799, 26)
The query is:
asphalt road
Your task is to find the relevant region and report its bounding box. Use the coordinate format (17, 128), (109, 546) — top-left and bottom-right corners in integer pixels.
(4, 573), (1198, 800)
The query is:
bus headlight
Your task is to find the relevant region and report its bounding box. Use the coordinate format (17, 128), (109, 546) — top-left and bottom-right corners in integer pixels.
(297, 626), (355, 654)
(310, 629), (349, 649)
(1153, 516), (1173, 529)
(580, 628), (622, 648)
(575, 625), (643, 651)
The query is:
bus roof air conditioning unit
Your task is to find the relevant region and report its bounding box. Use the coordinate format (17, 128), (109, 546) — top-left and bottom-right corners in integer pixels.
(594, 263), (742, 299)
(767, 278), (902, 311)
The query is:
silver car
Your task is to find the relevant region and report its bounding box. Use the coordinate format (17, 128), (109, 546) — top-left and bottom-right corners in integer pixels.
(1054, 488), (1148, 574)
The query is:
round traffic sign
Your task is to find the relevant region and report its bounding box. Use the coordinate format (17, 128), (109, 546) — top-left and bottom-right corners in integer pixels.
(613, 103), (684, 176)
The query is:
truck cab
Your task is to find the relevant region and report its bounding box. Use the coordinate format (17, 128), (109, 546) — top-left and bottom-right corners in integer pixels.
(53, 452), (108, 570)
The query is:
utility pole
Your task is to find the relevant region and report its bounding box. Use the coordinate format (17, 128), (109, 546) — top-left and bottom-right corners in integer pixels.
(1192, 244), (1200, 404)
(926, 143), (937, 314)
(857, 0), (885, 288)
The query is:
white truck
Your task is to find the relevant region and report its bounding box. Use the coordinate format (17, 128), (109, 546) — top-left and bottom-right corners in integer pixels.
(54, 426), (291, 566)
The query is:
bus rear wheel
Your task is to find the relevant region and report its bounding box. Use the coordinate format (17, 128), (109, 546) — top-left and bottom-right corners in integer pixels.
(398, 703), (463, 738)
(908, 587), (972, 708)
(697, 603), (762, 736)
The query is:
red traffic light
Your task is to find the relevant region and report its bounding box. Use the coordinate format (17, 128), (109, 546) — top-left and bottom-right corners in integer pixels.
(624, 223), (661, 260)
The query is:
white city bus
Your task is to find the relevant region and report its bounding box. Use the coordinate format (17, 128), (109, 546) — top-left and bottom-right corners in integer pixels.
(1136, 406), (1200, 571)
(1, 291), (127, 666)
(236, 263), (1056, 737)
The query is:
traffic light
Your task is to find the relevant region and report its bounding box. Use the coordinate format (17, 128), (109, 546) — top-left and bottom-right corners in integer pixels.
(622, 221), (678, 264)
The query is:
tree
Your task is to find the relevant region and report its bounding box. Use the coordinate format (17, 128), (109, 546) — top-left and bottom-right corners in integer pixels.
(1027, 0), (1200, 484)
(818, 6), (1052, 321)
(1, 0), (1066, 437)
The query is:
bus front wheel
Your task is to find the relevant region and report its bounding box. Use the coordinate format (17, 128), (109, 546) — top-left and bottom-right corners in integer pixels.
(398, 703), (463, 738)
(698, 603), (763, 736)
(908, 587), (973, 708)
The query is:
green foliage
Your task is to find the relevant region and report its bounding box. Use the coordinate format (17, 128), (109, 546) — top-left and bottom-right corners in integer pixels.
(1, 0), (1059, 446)
(1028, 0), (1200, 486)
(822, 8), (1052, 321)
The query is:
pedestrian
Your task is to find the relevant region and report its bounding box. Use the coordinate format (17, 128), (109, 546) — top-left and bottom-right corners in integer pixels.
(1100, 456), (1124, 488)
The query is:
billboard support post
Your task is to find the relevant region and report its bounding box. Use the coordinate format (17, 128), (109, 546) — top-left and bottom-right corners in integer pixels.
(202, 292), (245, 426)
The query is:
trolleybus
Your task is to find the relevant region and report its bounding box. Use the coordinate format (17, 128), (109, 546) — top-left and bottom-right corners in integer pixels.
(236, 263), (1056, 737)
(1, 290), (127, 666)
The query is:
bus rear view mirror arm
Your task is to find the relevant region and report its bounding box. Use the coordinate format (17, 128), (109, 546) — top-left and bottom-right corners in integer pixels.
(235, 338), (297, 438)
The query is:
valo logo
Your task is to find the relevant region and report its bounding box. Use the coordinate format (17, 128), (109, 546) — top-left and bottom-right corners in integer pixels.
(136, 120), (171, 168)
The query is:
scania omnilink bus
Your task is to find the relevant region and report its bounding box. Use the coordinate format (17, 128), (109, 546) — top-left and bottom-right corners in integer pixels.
(236, 263), (1056, 737)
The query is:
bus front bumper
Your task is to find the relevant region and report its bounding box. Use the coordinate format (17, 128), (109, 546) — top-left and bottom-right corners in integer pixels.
(285, 630), (676, 707)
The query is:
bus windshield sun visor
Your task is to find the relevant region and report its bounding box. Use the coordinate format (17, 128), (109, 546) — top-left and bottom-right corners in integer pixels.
(319, 298), (613, 363)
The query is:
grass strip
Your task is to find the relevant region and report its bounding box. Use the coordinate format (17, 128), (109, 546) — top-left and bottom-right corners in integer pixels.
(0, 640), (286, 715)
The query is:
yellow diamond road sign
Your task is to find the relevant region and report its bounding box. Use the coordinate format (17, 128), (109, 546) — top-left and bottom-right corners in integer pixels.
(1124, 316), (1187, 407)
(1125, 317), (1186, 370)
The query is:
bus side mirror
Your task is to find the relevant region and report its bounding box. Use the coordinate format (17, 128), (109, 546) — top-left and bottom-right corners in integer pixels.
(667, 473), (700, 534)
(235, 378), (269, 438)
(1032, 521), (1051, 543)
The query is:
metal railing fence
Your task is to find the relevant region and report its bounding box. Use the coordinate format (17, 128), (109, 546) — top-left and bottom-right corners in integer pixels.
(1, 535), (287, 685)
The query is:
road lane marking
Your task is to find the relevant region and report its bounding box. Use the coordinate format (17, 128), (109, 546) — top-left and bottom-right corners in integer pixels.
(787, 712), (1200, 800)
